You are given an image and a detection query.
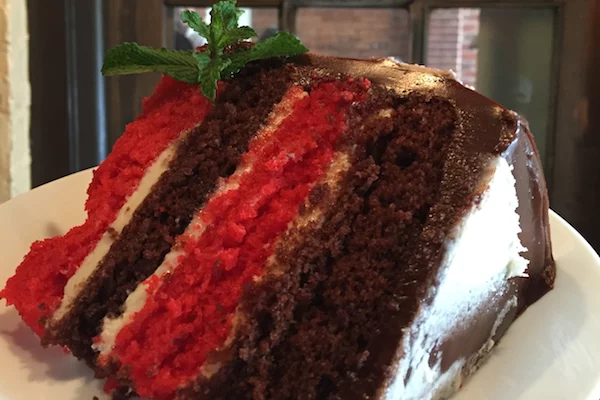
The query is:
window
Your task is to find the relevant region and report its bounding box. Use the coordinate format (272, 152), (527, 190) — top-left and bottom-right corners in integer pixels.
(427, 8), (480, 88)
(296, 8), (410, 61)
(427, 7), (555, 164)
(171, 6), (279, 50)
(30, 0), (600, 248)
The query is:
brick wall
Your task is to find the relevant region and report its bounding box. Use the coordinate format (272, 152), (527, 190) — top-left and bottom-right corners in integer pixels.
(294, 8), (410, 61)
(174, 7), (479, 87)
(427, 8), (479, 88)
(251, 8), (278, 39)
(427, 9), (461, 73)
(458, 9), (480, 88)
(175, 7), (278, 45)
(184, 7), (412, 61)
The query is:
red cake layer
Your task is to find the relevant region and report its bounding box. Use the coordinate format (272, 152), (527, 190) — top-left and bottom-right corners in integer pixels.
(104, 80), (369, 399)
(0, 77), (211, 336)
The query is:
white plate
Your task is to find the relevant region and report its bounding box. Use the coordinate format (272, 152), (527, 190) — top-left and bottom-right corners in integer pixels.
(0, 170), (599, 400)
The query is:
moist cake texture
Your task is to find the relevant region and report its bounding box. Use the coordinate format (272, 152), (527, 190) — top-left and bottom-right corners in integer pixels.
(1, 54), (554, 400)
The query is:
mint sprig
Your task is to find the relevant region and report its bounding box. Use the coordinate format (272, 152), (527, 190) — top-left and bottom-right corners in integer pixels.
(101, 44), (199, 84)
(101, 0), (308, 101)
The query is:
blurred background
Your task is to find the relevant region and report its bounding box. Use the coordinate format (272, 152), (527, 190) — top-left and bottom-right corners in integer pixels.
(0, 0), (598, 249)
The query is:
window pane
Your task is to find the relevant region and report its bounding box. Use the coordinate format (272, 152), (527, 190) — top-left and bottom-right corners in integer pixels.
(427, 9), (480, 87)
(427, 8), (555, 165)
(171, 7), (278, 50)
(297, 8), (409, 61)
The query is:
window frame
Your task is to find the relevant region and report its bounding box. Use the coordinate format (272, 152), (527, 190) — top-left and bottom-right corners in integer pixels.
(112, 0), (581, 199)
(163, 0), (586, 220)
(411, 0), (563, 181)
(29, 0), (595, 244)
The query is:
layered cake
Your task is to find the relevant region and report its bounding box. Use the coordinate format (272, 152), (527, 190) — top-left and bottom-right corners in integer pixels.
(1, 3), (554, 399)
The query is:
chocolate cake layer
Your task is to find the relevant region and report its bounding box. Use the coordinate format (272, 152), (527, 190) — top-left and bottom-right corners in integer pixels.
(180, 89), (456, 399)
(46, 62), (295, 364)
(301, 55), (553, 290)
(179, 55), (554, 400)
(306, 55), (553, 398)
(95, 78), (371, 399)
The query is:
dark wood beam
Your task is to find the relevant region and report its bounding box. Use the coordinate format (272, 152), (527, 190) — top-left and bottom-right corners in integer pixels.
(166, 0), (563, 6)
(65, 0), (108, 171)
(280, 1), (297, 32)
(409, 1), (427, 64)
(104, 0), (167, 148)
(416, 0), (563, 6)
(27, 0), (71, 186)
(287, 0), (410, 6)
(165, 0), (282, 6)
(551, 0), (600, 250)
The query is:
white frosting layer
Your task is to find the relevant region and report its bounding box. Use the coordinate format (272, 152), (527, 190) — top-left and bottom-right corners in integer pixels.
(52, 137), (185, 322)
(95, 88), (308, 355)
(383, 156), (528, 400)
(95, 170), (248, 355)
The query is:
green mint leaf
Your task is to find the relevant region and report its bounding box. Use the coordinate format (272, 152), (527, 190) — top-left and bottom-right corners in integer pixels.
(199, 57), (232, 101)
(251, 32), (309, 60)
(212, 0), (243, 32)
(102, 43), (198, 84)
(219, 26), (257, 48)
(208, 8), (223, 55)
(181, 10), (210, 39)
(209, 0), (244, 53)
(193, 52), (211, 71)
(101, 1), (310, 102)
(223, 32), (308, 76)
(222, 48), (253, 76)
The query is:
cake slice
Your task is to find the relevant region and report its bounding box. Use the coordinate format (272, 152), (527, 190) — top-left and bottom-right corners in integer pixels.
(0, 3), (554, 400)
(0, 76), (212, 337)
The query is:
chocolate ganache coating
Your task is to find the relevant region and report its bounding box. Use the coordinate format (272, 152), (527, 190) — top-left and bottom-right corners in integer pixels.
(179, 54), (555, 400)
(298, 54), (555, 398)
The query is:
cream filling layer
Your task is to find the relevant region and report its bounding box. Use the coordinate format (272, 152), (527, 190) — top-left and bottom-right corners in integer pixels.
(52, 134), (191, 322)
(198, 150), (353, 379)
(95, 87), (308, 355)
(383, 156), (529, 400)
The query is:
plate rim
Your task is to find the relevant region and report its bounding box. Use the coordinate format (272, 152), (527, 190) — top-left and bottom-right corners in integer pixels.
(1, 168), (599, 400)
